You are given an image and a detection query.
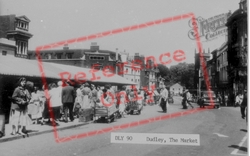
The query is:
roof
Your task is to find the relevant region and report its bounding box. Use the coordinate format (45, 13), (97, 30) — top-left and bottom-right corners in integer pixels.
(16, 15), (31, 22)
(170, 83), (183, 88)
(0, 38), (16, 47)
(0, 55), (136, 85)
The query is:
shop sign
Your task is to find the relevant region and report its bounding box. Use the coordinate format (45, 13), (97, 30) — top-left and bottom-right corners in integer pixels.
(188, 13), (229, 42)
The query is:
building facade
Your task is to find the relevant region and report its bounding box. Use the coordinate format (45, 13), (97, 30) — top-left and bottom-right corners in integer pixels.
(123, 63), (141, 89)
(28, 43), (124, 75)
(226, 0), (248, 94)
(169, 83), (183, 95)
(194, 49), (211, 96)
(0, 15), (33, 58)
(216, 42), (229, 95)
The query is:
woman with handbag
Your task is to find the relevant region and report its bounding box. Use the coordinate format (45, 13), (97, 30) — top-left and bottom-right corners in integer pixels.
(9, 77), (32, 135)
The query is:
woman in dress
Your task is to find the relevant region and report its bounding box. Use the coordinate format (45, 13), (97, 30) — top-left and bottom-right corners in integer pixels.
(73, 84), (84, 117)
(10, 77), (32, 135)
(81, 83), (91, 109)
(47, 83), (63, 125)
(117, 86), (127, 117)
(90, 84), (98, 108)
(28, 86), (42, 124)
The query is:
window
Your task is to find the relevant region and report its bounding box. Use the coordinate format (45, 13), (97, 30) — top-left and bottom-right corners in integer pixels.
(232, 21), (238, 44)
(56, 53), (62, 59)
(16, 41), (27, 55)
(66, 53), (73, 59)
(2, 51), (7, 56)
(89, 56), (105, 60)
(91, 63), (103, 70)
(45, 53), (52, 59)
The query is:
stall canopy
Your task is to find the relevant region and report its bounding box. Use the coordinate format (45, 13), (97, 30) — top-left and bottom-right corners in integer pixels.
(0, 55), (136, 85)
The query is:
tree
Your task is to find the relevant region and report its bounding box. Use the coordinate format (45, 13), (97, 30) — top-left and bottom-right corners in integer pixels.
(157, 64), (171, 84)
(169, 63), (195, 88)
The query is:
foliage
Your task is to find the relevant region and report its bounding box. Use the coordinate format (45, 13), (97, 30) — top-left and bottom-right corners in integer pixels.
(157, 63), (195, 89)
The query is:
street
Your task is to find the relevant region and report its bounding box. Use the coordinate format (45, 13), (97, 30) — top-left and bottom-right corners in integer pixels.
(0, 96), (248, 156)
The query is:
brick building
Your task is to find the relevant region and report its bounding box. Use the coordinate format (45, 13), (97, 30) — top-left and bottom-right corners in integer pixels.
(28, 43), (124, 75)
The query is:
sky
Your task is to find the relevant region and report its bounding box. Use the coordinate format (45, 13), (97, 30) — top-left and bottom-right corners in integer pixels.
(0, 0), (240, 66)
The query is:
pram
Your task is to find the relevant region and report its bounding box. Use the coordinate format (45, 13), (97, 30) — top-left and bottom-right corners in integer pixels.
(93, 103), (118, 123)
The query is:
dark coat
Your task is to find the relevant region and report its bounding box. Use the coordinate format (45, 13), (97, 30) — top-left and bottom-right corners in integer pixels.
(11, 86), (30, 110)
(62, 86), (75, 103)
(241, 93), (248, 107)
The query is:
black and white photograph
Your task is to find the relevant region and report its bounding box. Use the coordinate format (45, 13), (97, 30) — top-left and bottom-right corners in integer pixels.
(0, 0), (248, 156)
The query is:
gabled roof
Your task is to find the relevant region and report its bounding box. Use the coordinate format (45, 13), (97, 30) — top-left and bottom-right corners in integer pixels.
(16, 15), (30, 22)
(170, 83), (183, 88)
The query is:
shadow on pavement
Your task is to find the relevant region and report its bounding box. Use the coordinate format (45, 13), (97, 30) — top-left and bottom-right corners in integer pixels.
(228, 145), (248, 152)
(240, 129), (248, 132)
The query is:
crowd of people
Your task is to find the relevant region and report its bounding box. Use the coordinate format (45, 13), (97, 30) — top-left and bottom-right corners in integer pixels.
(5, 76), (247, 137)
(8, 77), (168, 136)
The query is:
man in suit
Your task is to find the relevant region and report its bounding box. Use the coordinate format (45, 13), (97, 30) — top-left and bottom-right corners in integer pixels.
(160, 85), (169, 113)
(62, 81), (75, 122)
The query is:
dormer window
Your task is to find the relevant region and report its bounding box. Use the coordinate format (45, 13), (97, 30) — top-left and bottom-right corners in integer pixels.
(16, 20), (29, 31)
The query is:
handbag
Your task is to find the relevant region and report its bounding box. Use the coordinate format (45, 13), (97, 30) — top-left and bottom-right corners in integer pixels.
(9, 96), (28, 105)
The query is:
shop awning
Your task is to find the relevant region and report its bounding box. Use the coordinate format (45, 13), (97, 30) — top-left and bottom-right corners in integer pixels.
(0, 55), (136, 85)
(46, 62), (136, 85)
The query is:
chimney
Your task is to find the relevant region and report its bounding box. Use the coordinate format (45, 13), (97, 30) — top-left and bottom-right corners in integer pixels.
(134, 53), (140, 62)
(116, 48), (118, 61)
(63, 44), (69, 50)
(90, 42), (99, 51)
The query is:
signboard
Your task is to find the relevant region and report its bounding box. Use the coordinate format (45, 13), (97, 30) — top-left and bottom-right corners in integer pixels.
(188, 13), (230, 42)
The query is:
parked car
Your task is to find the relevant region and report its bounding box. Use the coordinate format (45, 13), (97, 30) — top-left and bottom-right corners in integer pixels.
(198, 90), (220, 109)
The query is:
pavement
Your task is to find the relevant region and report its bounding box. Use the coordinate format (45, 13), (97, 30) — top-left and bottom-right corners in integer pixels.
(0, 96), (184, 143)
(0, 116), (91, 143)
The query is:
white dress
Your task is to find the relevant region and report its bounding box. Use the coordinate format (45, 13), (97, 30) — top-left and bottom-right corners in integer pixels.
(118, 91), (127, 112)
